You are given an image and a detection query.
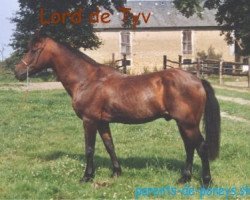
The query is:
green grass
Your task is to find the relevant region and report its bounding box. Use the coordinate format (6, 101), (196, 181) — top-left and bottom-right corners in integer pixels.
(215, 88), (250, 101)
(0, 68), (17, 83)
(0, 89), (249, 199)
(206, 75), (248, 85)
(214, 87), (250, 120)
(218, 100), (250, 120)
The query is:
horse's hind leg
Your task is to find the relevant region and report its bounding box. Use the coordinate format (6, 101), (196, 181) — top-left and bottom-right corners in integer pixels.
(196, 135), (211, 187)
(97, 122), (122, 177)
(177, 123), (211, 187)
(177, 123), (196, 184)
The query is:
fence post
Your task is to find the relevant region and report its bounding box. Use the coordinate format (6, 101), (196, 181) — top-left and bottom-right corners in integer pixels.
(201, 60), (204, 76)
(178, 55), (182, 69)
(122, 54), (127, 74)
(247, 57), (250, 88)
(112, 53), (115, 67)
(248, 67), (250, 88)
(26, 67), (29, 88)
(196, 58), (201, 78)
(219, 60), (223, 85)
(163, 55), (167, 70)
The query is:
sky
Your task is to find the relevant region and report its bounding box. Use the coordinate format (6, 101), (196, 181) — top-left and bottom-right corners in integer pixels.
(0, 0), (19, 59)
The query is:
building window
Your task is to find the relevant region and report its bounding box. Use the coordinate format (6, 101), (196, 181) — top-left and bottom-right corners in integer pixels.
(183, 59), (192, 64)
(182, 30), (192, 54)
(120, 31), (131, 56)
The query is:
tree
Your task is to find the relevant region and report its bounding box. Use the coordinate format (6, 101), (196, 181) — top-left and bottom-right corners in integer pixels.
(11, 0), (125, 53)
(173, 0), (250, 55)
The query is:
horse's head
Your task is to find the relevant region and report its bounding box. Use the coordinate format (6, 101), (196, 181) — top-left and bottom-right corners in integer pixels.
(15, 36), (51, 81)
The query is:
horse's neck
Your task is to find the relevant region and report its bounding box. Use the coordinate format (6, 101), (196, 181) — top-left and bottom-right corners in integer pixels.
(50, 46), (96, 97)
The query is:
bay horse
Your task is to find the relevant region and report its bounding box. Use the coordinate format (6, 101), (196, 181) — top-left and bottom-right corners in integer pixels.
(15, 36), (220, 187)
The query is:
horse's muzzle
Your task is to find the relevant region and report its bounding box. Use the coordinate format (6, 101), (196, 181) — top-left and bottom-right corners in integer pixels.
(14, 70), (26, 81)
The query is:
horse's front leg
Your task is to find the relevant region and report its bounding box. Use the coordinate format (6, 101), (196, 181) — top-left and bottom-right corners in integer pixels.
(97, 122), (122, 177)
(80, 120), (97, 183)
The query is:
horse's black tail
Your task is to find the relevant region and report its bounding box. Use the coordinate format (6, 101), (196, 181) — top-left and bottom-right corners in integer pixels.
(201, 79), (221, 161)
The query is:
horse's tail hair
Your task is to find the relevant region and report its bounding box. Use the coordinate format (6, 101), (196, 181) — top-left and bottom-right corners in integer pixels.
(201, 79), (221, 161)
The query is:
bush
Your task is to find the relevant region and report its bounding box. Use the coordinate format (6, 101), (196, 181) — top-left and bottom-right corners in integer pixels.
(0, 51), (56, 82)
(197, 46), (222, 60)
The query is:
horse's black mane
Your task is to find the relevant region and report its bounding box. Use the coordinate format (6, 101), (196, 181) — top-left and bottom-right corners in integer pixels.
(30, 35), (100, 66)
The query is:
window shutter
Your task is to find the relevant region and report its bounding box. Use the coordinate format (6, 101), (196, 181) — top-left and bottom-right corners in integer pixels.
(182, 30), (192, 54)
(120, 31), (131, 56)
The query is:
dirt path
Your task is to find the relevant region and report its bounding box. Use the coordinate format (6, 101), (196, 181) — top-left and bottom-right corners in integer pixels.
(0, 82), (64, 91)
(213, 85), (250, 93)
(217, 95), (250, 106)
(25, 82), (64, 91)
(221, 112), (249, 123)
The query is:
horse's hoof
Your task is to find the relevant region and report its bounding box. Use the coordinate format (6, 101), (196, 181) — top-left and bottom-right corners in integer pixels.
(111, 169), (122, 178)
(177, 176), (191, 184)
(79, 176), (93, 183)
(202, 176), (212, 188)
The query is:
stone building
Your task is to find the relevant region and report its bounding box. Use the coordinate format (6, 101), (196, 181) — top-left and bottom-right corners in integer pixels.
(82, 0), (235, 74)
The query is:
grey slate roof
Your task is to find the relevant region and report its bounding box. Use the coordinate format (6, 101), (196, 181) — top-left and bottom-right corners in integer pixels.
(95, 0), (218, 29)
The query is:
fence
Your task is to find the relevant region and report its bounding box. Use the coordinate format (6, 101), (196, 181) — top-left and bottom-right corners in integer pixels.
(113, 54), (250, 88)
(163, 55), (250, 88)
(112, 54), (129, 74)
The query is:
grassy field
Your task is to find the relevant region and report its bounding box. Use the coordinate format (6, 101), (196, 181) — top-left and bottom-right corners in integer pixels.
(206, 74), (249, 86)
(0, 67), (56, 84)
(215, 87), (250, 101)
(0, 87), (249, 199)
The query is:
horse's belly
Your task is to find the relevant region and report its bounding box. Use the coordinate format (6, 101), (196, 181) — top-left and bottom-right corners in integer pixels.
(104, 101), (166, 123)
(111, 115), (162, 124)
